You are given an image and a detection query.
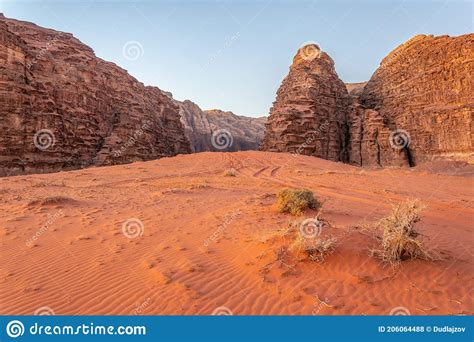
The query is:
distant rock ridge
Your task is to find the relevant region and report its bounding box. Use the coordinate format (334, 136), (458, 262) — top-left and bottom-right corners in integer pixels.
(345, 82), (367, 97)
(0, 14), (190, 176)
(262, 35), (473, 167)
(166, 95), (266, 152)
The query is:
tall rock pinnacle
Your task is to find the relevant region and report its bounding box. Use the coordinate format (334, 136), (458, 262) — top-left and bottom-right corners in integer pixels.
(260, 43), (351, 162)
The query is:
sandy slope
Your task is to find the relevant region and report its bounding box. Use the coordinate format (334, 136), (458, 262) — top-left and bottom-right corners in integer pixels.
(0, 151), (472, 315)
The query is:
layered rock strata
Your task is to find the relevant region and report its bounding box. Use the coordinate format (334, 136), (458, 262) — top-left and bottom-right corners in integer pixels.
(0, 14), (190, 176)
(262, 35), (473, 167)
(260, 44), (351, 162)
(359, 34), (473, 165)
(170, 97), (266, 152)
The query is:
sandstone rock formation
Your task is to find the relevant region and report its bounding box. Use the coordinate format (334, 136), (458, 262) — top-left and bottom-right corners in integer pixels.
(358, 34), (473, 166)
(169, 96), (266, 152)
(0, 14), (190, 176)
(345, 82), (367, 97)
(347, 104), (409, 167)
(346, 81), (409, 167)
(263, 35), (473, 167)
(260, 44), (351, 162)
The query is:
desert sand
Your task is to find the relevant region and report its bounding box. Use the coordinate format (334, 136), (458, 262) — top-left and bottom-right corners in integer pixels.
(0, 151), (472, 315)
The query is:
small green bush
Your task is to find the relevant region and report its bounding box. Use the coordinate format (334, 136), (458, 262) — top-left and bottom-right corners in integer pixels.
(276, 188), (321, 216)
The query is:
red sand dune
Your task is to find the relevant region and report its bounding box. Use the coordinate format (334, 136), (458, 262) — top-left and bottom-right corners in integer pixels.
(0, 151), (472, 315)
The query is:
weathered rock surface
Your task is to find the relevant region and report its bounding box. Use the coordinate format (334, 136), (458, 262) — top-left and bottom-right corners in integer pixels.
(260, 44), (351, 162)
(0, 14), (190, 176)
(347, 104), (409, 167)
(345, 82), (367, 97)
(201, 109), (265, 152)
(346, 81), (409, 167)
(357, 34), (473, 166)
(170, 96), (266, 152)
(263, 35), (473, 167)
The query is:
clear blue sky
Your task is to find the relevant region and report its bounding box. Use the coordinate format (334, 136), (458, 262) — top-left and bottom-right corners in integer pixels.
(1, 0), (472, 117)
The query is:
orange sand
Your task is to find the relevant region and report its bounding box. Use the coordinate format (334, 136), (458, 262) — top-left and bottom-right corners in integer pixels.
(0, 151), (472, 315)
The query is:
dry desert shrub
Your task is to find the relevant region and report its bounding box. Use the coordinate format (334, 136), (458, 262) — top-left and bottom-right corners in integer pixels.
(27, 195), (76, 207)
(275, 188), (321, 215)
(187, 183), (210, 190)
(370, 199), (432, 265)
(223, 168), (237, 177)
(289, 233), (337, 262)
(265, 218), (337, 263)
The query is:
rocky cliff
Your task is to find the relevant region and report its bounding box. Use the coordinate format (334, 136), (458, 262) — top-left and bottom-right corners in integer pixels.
(169, 96), (266, 152)
(345, 82), (367, 97)
(262, 36), (473, 167)
(260, 44), (351, 162)
(358, 34), (473, 166)
(0, 14), (190, 176)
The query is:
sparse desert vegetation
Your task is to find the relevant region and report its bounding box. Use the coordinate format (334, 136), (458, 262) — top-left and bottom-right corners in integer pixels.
(275, 188), (321, 215)
(370, 199), (433, 265)
(289, 234), (338, 262)
(27, 195), (76, 207)
(223, 168), (237, 177)
(262, 217), (337, 264)
(0, 0), (473, 323)
(1, 151), (471, 315)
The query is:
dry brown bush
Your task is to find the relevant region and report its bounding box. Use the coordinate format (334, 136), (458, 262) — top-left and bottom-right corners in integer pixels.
(264, 218), (337, 263)
(275, 188), (321, 216)
(223, 168), (237, 177)
(370, 199), (433, 265)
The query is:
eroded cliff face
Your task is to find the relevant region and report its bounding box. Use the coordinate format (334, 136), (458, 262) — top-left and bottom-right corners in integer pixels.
(347, 102), (409, 167)
(171, 97), (266, 152)
(263, 35), (473, 167)
(357, 34), (473, 166)
(260, 44), (351, 162)
(0, 15), (190, 176)
(202, 109), (266, 152)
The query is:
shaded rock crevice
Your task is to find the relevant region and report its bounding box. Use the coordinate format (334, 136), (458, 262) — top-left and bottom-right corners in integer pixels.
(346, 93), (409, 167)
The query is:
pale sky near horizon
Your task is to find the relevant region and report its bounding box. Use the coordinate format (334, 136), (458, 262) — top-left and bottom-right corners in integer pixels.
(1, 0), (472, 117)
